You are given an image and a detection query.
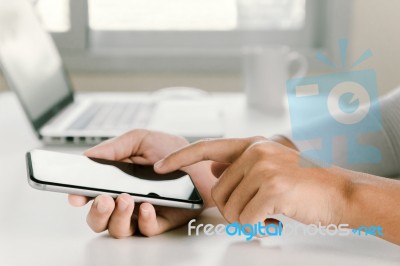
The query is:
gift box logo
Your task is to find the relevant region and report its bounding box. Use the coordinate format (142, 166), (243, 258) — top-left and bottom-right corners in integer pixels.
(286, 39), (382, 166)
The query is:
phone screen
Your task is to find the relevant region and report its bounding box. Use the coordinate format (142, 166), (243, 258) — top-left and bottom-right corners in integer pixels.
(27, 150), (202, 204)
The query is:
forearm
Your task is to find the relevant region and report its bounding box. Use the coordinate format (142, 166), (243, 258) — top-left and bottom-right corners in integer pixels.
(274, 135), (400, 244)
(343, 171), (400, 244)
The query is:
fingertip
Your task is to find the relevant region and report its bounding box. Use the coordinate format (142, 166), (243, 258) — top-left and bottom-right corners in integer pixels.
(68, 194), (89, 207)
(83, 146), (103, 158)
(87, 195), (115, 233)
(95, 194), (115, 213)
(140, 202), (155, 216)
(107, 194), (136, 238)
(116, 193), (134, 212)
(83, 149), (94, 157)
(153, 160), (165, 173)
(84, 137), (115, 158)
(138, 203), (158, 236)
(119, 193), (134, 202)
(154, 159), (177, 174)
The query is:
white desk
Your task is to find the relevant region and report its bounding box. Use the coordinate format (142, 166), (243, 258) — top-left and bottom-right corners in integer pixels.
(0, 92), (399, 266)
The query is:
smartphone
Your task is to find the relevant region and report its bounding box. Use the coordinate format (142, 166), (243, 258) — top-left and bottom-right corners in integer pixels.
(26, 149), (203, 209)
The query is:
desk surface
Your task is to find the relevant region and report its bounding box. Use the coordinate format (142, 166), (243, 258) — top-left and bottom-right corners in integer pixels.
(0, 92), (399, 266)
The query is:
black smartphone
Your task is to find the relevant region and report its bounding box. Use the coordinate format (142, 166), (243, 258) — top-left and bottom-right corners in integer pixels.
(26, 149), (203, 209)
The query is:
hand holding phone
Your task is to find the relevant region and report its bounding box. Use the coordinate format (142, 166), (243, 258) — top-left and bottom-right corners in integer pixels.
(25, 130), (218, 238)
(26, 149), (203, 209)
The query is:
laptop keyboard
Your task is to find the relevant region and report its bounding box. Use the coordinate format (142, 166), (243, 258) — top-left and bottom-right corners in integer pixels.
(68, 102), (153, 131)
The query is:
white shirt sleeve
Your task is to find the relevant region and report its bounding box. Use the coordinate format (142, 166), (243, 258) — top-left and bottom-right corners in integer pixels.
(286, 88), (400, 177)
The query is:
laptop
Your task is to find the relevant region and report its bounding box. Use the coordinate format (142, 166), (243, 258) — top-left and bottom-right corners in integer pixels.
(0, 0), (223, 144)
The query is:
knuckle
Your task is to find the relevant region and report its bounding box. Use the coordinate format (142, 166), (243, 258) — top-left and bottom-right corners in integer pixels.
(247, 142), (268, 156)
(248, 135), (268, 144)
(246, 141), (281, 159)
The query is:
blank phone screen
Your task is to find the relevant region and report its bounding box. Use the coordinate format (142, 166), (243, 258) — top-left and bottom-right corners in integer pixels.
(28, 150), (201, 203)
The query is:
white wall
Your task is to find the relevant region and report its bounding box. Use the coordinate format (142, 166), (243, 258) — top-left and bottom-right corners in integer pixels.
(1, 0), (400, 94)
(349, 0), (400, 95)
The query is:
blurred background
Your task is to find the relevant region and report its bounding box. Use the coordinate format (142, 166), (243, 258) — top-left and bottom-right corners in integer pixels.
(0, 0), (399, 96)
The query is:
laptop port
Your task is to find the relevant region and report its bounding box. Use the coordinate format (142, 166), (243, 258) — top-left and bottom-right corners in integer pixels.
(87, 137), (98, 144)
(48, 136), (64, 144)
(73, 137), (83, 144)
(65, 137), (74, 142)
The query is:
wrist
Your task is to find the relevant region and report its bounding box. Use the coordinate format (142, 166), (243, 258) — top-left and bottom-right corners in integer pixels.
(340, 172), (382, 228)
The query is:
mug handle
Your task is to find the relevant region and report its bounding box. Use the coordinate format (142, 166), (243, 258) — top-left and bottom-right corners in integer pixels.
(287, 51), (308, 78)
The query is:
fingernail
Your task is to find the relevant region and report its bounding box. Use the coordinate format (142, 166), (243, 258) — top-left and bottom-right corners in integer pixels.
(154, 160), (164, 169)
(141, 206), (150, 217)
(118, 198), (129, 211)
(95, 198), (108, 214)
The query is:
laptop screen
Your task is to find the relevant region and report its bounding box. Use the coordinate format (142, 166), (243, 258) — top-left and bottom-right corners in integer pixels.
(0, 1), (72, 130)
